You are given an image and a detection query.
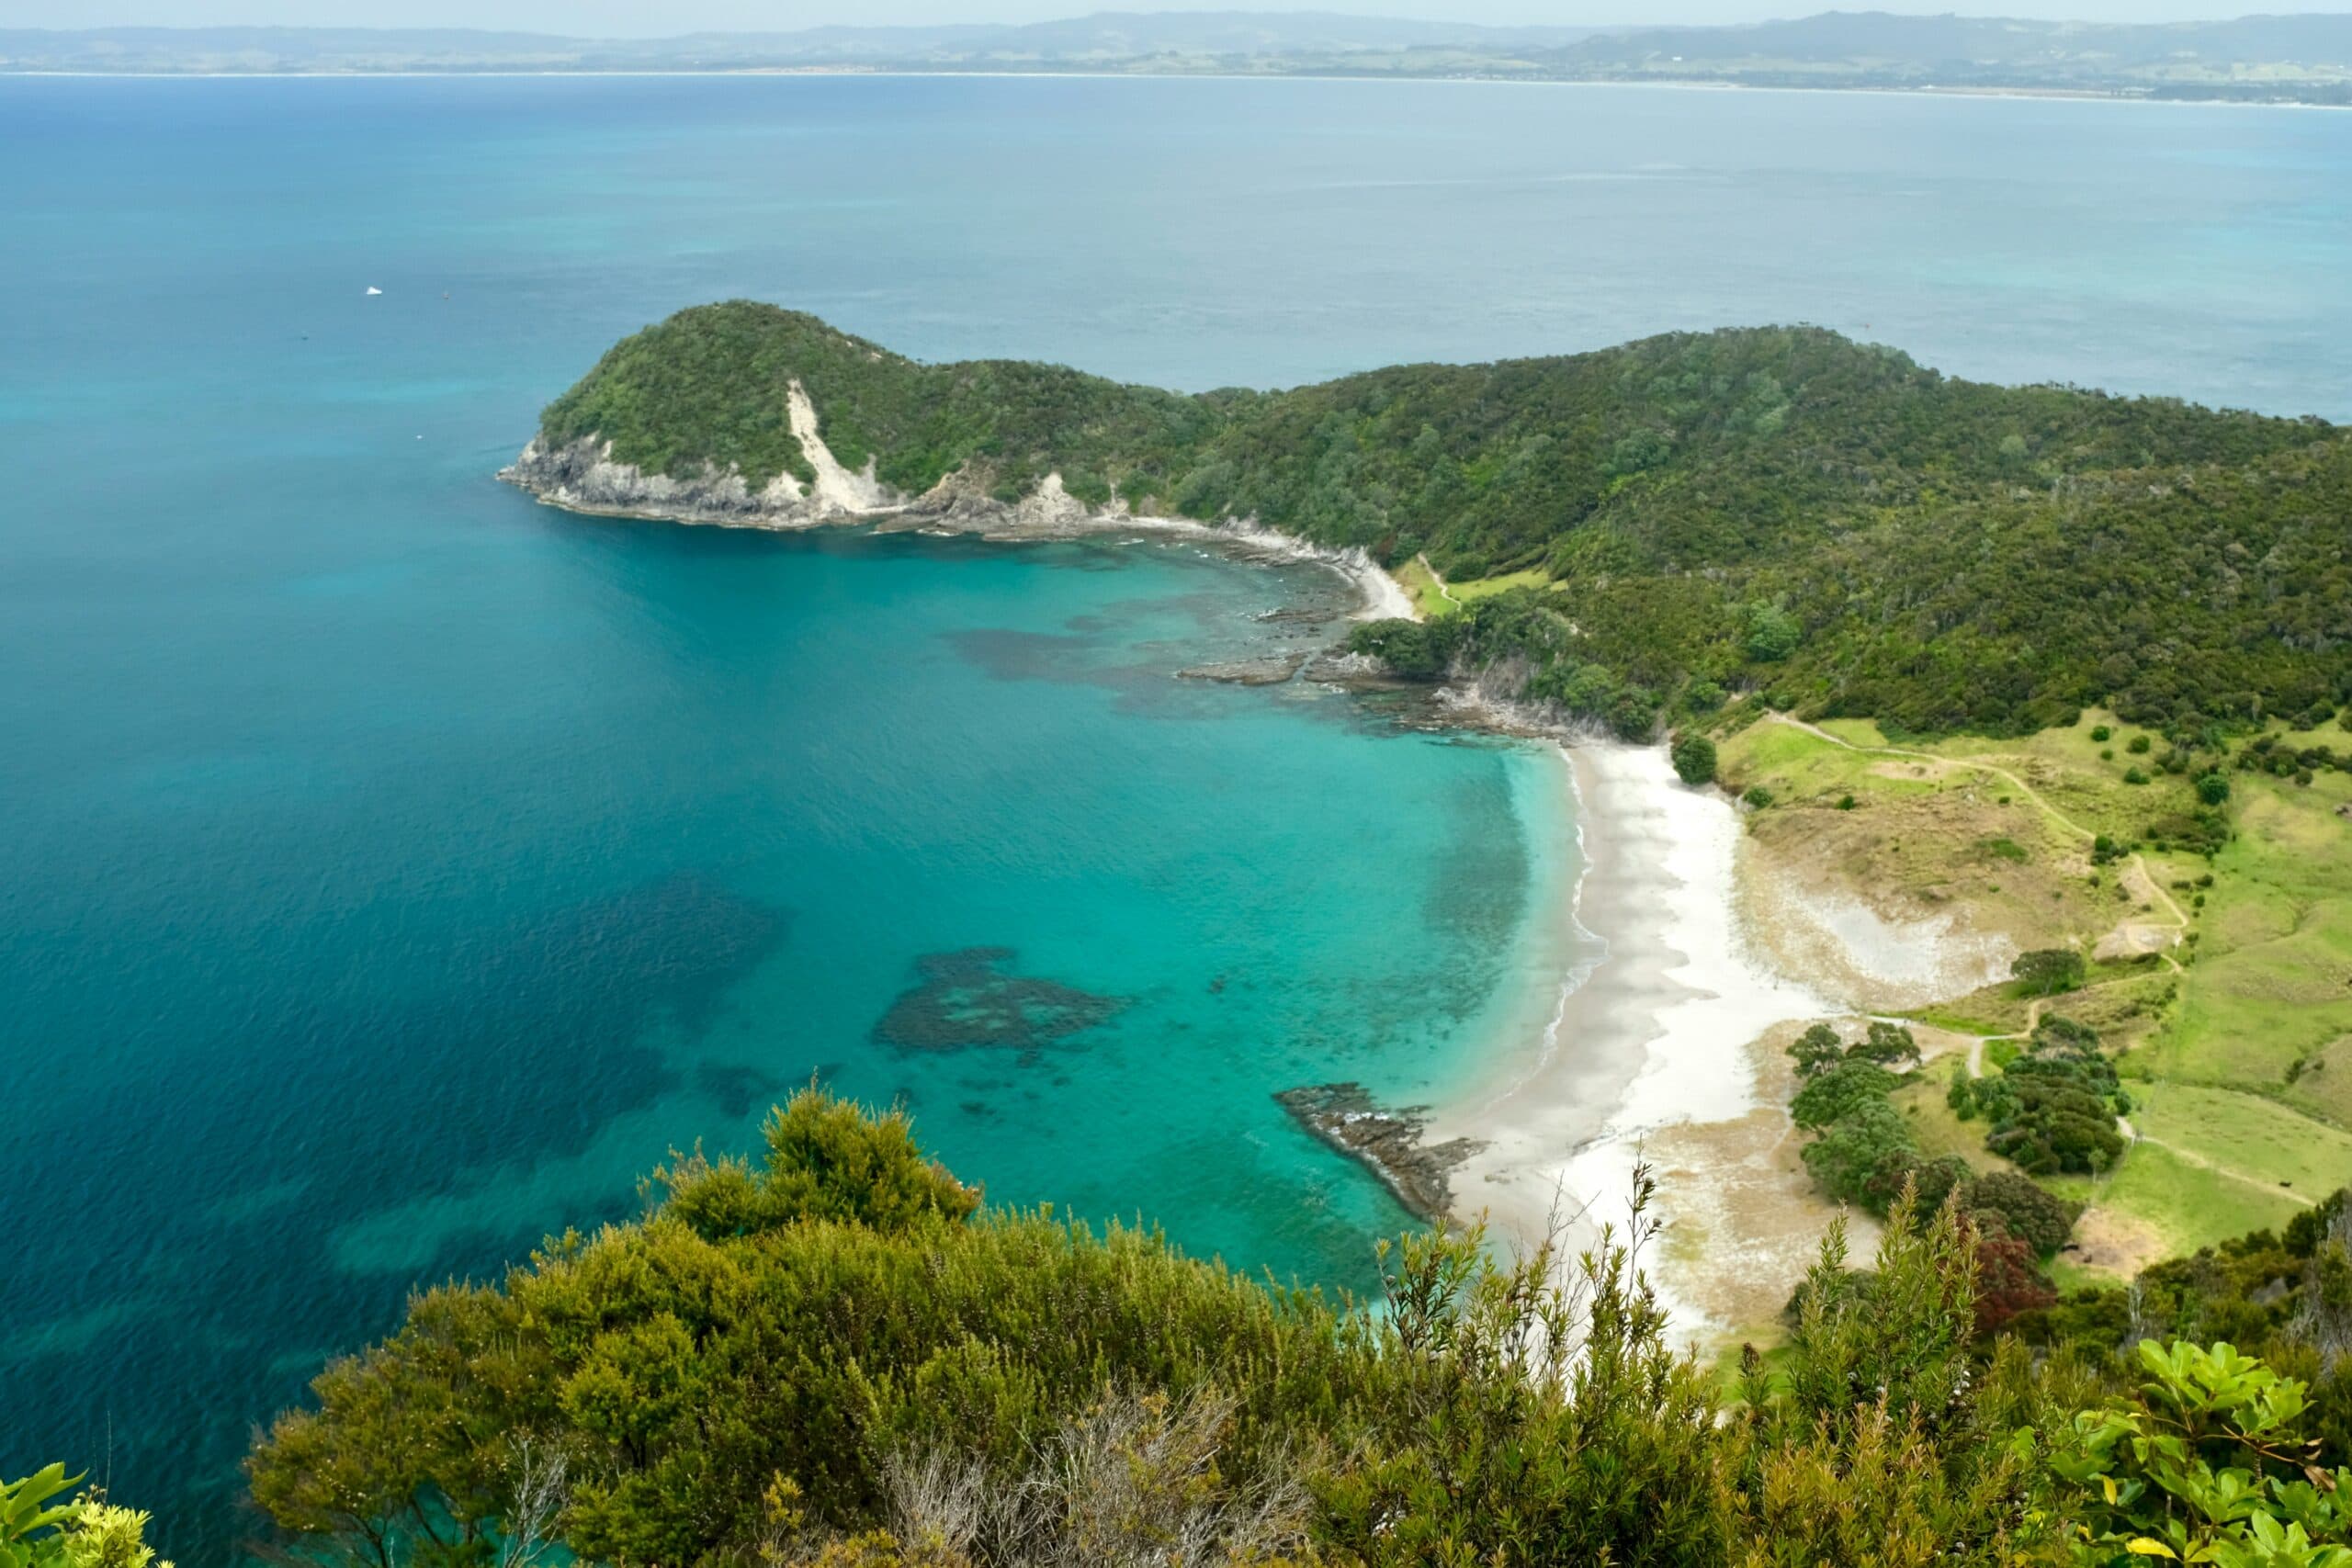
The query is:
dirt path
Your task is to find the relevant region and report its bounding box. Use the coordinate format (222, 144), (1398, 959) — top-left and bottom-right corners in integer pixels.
(1416, 553), (1462, 611)
(2126, 1119), (2316, 1208)
(1768, 711), (2188, 1075)
(1767, 713), (2190, 963)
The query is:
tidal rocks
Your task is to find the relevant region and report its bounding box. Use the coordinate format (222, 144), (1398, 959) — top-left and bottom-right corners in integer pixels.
(1176, 654), (1307, 686)
(1274, 1081), (1482, 1223)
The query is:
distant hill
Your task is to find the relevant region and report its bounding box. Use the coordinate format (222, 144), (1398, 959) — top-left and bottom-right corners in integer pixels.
(6, 9), (2349, 102)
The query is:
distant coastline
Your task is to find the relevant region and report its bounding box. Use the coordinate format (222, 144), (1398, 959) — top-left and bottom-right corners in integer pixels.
(11, 9), (2350, 108)
(9, 68), (2349, 111)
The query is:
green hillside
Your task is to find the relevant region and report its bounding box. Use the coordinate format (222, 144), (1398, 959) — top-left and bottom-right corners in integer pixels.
(537, 301), (2350, 739)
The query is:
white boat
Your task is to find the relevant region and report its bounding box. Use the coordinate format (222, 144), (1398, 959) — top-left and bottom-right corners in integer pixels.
(365, 286), (382, 296)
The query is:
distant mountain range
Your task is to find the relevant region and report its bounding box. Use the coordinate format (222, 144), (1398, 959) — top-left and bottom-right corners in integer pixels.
(7, 9), (2350, 103)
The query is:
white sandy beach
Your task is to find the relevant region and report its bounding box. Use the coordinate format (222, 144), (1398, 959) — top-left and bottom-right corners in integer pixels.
(1431, 740), (1838, 1339)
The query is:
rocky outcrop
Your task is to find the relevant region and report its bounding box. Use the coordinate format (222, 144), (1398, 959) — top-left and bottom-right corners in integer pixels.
(500, 379), (1419, 621)
(1275, 1082), (1483, 1223)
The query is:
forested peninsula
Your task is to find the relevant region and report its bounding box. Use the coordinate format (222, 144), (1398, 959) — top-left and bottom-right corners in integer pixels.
(508, 300), (2352, 742)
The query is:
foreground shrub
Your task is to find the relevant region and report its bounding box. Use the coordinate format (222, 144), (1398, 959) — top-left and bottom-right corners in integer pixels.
(246, 1088), (2346, 1568)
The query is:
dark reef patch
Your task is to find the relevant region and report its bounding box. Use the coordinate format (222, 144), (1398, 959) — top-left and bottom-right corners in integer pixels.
(695, 1060), (789, 1119)
(874, 946), (1125, 1055)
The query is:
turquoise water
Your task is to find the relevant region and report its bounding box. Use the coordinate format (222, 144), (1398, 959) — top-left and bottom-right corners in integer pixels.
(3, 75), (2348, 1562)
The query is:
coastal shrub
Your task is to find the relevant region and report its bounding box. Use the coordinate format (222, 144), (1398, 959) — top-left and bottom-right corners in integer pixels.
(1838, 793), (1857, 809)
(1960, 1171), (2082, 1257)
(1849, 1021), (1924, 1071)
(2127, 734), (2153, 754)
(1971, 1230), (2058, 1336)
(1792, 1060), (1906, 1131)
(1, 1467), (175, 1568)
(1963, 1023), (2127, 1176)
(1788, 1022), (1846, 1078)
(2018, 1189), (2352, 1466)
(252, 1089), (2166, 1568)
(1743, 784), (1775, 808)
(1801, 1096), (1919, 1207)
(243, 1085), (2352, 1567)
(2048, 1341), (2352, 1564)
(1670, 731), (1718, 786)
(1346, 617), (1447, 679)
(1858, 1147), (1970, 1217)
(2090, 726), (2112, 742)
(2010, 947), (2086, 997)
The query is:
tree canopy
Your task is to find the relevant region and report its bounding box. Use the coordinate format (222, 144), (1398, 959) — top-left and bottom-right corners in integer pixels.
(542, 302), (2350, 739)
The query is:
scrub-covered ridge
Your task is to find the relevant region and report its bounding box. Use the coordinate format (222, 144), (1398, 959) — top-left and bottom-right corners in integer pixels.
(512, 300), (2351, 739)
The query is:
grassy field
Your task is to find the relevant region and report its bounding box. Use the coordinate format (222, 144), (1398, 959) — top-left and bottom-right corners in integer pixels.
(2136, 764), (2352, 1122)
(2046, 1140), (2305, 1260)
(1893, 1057), (2006, 1176)
(1718, 707), (2352, 1269)
(2127, 1081), (2352, 1204)
(1397, 559), (1554, 619)
(1716, 716), (2120, 959)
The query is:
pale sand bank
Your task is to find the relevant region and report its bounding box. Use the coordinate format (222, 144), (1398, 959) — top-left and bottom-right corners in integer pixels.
(1432, 740), (1844, 1343)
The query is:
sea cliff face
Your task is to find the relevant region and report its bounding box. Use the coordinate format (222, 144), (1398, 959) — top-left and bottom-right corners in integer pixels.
(501, 378), (1419, 617)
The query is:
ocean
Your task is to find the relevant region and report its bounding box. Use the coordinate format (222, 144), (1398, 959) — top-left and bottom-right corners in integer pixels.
(1, 73), (2346, 1562)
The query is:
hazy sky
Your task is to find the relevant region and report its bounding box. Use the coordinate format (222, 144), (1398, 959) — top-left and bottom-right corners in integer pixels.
(9, 0), (2352, 32)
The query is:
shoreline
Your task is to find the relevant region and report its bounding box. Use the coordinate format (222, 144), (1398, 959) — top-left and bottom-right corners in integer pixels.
(1430, 740), (1840, 1342)
(504, 445), (1860, 1341)
(500, 434), (1420, 624)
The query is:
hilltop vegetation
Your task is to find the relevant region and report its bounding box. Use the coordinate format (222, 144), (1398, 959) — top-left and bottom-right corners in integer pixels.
(537, 301), (2349, 740)
(230, 1089), (2352, 1568)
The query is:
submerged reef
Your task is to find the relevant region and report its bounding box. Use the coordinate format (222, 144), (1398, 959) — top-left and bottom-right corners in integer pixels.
(873, 947), (1125, 1055)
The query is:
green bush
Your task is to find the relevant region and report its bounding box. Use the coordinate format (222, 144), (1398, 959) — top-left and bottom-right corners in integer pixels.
(2049, 1341), (2352, 1565)
(1670, 731), (1719, 786)
(1969, 1021), (2128, 1176)
(1, 1467), (174, 1568)
(244, 1089), (2117, 1568)
(1960, 1171), (2082, 1257)
(2012, 947), (2087, 996)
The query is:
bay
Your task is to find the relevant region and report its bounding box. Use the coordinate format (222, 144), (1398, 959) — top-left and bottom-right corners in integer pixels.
(1, 73), (2346, 1562)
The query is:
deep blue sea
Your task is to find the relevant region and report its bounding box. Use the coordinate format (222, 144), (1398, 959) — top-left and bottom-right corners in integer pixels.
(3, 74), (2347, 1562)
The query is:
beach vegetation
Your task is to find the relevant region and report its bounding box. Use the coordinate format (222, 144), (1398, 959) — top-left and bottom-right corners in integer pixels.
(2013, 948), (2088, 997)
(1670, 731), (1718, 786)
(1951, 1020), (2128, 1177)
(1787, 1022), (1846, 1077)
(1792, 1058), (1908, 1130)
